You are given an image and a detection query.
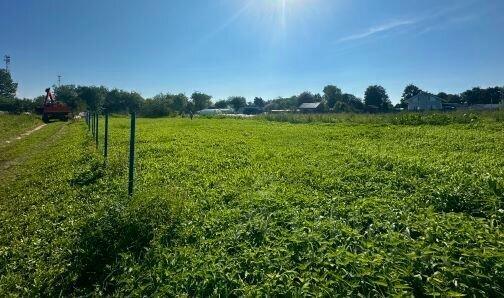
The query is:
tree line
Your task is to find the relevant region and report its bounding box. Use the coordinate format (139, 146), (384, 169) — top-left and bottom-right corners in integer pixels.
(1, 69), (502, 116)
(398, 84), (503, 108)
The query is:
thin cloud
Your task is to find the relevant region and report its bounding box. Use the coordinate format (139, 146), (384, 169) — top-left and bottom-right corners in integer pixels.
(339, 20), (416, 42)
(338, 2), (482, 43)
(418, 10), (486, 36)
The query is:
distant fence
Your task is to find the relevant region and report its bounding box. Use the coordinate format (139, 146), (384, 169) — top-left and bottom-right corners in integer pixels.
(86, 111), (136, 197)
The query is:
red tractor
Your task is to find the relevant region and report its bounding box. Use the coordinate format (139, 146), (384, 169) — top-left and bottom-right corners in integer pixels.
(39, 88), (71, 122)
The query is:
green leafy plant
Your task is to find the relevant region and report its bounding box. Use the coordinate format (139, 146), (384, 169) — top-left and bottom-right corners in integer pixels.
(1, 115), (503, 296)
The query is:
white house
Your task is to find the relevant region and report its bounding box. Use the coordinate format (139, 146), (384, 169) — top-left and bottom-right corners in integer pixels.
(408, 93), (443, 111)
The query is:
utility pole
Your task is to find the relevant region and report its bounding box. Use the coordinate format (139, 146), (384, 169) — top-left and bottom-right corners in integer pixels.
(58, 75), (61, 87)
(3, 55), (11, 72)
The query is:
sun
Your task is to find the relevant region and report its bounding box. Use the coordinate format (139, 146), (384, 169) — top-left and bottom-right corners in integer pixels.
(201, 0), (312, 44)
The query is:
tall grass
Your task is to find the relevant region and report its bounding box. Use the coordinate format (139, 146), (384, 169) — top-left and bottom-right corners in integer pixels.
(257, 110), (504, 125)
(0, 114), (42, 141)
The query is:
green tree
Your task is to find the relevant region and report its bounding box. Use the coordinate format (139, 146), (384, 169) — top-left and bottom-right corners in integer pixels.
(460, 87), (502, 105)
(484, 87), (502, 104)
(0, 69), (18, 98)
(297, 92), (316, 106)
(141, 94), (171, 117)
(106, 89), (142, 113)
(364, 85), (391, 111)
(341, 93), (365, 112)
(264, 96), (298, 111)
(437, 92), (448, 101)
(157, 94), (174, 114)
(0, 96), (16, 112)
(228, 96), (247, 111)
(125, 92), (143, 113)
(400, 84), (422, 108)
(437, 92), (462, 104)
(77, 86), (107, 111)
(54, 85), (82, 113)
(214, 100), (229, 109)
(185, 101), (195, 113)
(105, 89), (126, 113)
(140, 92), (188, 115)
(253, 97), (265, 107)
(0, 97), (37, 114)
(33, 95), (46, 107)
(171, 93), (188, 113)
(323, 85), (343, 109)
(141, 99), (165, 118)
(461, 87), (480, 105)
(191, 92), (212, 111)
(100, 88), (143, 114)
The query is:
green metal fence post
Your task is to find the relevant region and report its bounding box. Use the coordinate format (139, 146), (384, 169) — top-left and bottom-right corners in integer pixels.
(95, 112), (99, 149)
(92, 112), (95, 137)
(128, 112), (136, 197)
(104, 112), (109, 159)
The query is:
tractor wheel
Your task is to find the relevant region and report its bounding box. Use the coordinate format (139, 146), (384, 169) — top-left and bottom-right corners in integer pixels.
(42, 113), (50, 123)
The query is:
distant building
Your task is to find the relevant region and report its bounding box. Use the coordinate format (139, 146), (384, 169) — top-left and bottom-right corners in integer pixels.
(299, 102), (323, 113)
(408, 93), (443, 111)
(442, 103), (463, 111)
(197, 109), (233, 116)
(270, 110), (293, 114)
(468, 104), (502, 111)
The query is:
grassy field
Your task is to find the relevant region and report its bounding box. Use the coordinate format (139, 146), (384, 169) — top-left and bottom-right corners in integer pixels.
(1, 115), (503, 296)
(0, 114), (43, 142)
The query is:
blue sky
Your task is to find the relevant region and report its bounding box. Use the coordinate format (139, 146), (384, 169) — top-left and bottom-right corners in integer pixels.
(1, 0), (503, 103)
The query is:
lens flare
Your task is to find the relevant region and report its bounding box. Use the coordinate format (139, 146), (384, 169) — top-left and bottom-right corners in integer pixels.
(281, 0), (287, 28)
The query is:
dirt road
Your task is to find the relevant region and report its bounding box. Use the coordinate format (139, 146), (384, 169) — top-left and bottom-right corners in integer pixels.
(0, 122), (68, 181)
(2, 124), (47, 146)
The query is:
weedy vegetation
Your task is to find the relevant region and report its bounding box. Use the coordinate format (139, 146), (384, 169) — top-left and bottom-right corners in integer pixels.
(0, 113), (503, 296)
(0, 114), (42, 141)
(257, 110), (504, 126)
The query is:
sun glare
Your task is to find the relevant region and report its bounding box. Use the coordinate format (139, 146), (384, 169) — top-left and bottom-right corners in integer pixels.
(281, 0), (287, 27)
(249, 0), (307, 29)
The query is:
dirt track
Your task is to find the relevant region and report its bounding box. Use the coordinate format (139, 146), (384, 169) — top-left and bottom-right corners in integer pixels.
(0, 122), (68, 181)
(2, 124), (47, 146)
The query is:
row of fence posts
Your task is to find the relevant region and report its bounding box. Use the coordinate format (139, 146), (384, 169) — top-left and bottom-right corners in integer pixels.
(85, 111), (136, 197)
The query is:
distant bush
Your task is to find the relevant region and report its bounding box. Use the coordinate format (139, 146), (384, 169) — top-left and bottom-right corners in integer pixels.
(0, 96), (39, 114)
(389, 112), (478, 125)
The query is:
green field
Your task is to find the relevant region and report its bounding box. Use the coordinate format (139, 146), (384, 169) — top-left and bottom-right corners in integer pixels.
(0, 114), (42, 142)
(1, 115), (503, 296)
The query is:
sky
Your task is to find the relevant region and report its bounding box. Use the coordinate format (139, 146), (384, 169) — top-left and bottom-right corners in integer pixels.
(1, 0), (503, 104)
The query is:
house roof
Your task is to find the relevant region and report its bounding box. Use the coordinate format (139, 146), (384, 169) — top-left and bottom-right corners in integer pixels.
(299, 102), (322, 109)
(407, 92), (443, 103)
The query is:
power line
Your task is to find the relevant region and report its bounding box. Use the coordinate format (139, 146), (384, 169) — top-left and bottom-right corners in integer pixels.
(3, 55), (11, 72)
